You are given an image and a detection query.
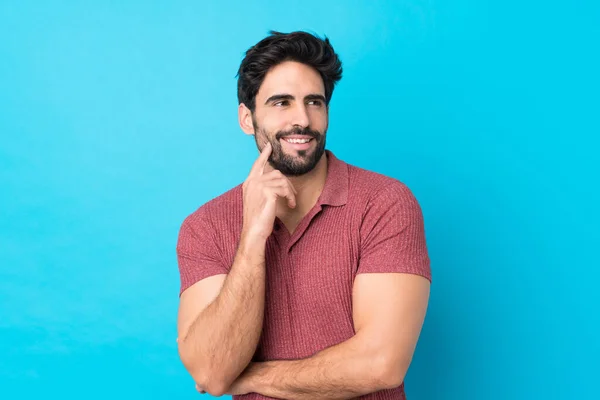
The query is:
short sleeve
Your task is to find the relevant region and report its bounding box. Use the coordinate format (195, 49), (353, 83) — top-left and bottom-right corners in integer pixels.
(176, 211), (229, 296)
(357, 181), (431, 282)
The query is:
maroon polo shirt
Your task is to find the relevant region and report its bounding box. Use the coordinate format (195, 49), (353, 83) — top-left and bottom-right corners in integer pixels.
(176, 150), (431, 399)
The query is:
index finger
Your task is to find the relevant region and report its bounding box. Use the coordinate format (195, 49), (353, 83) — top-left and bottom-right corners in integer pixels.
(249, 141), (272, 177)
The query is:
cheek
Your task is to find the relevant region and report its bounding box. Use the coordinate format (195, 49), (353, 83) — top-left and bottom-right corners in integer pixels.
(259, 112), (285, 132)
(309, 110), (328, 131)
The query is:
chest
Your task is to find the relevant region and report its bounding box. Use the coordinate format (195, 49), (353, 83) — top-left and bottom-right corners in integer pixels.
(267, 209), (359, 297)
(258, 212), (361, 358)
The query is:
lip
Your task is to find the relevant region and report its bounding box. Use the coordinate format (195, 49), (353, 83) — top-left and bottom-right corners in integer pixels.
(280, 136), (314, 151)
(282, 135), (314, 140)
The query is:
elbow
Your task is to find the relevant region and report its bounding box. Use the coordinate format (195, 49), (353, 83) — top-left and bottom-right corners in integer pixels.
(177, 341), (231, 396)
(197, 380), (230, 397)
(190, 369), (230, 397)
(374, 353), (411, 390)
(194, 376), (230, 397)
(183, 363), (231, 397)
(195, 369), (235, 397)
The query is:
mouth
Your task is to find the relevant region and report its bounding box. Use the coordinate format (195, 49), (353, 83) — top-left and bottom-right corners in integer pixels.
(280, 136), (315, 151)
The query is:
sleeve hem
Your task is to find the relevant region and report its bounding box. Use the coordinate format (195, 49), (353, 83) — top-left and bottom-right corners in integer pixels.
(179, 268), (228, 297)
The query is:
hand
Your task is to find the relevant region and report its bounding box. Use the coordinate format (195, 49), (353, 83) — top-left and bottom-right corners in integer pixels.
(241, 142), (297, 241)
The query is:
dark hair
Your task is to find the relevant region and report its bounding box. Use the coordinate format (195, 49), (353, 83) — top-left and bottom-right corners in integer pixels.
(236, 30), (343, 111)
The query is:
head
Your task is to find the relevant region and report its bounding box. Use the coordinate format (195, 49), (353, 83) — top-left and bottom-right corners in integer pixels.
(237, 31), (342, 176)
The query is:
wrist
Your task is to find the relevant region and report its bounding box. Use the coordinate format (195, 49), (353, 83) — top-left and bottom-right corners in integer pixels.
(237, 232), (267, 262)
(246, 362), (272, 393)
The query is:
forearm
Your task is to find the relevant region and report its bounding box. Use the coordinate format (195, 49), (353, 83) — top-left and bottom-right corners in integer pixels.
(246, 335), (395, 400)
(179, 235), (266, 394)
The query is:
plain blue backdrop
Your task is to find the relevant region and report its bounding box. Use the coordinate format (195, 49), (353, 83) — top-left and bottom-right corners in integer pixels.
(1, 1), (598, 399)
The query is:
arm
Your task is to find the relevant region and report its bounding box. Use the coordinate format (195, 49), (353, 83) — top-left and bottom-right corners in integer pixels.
(226, 182), (431, 399)
(177, 234), (267, 397)
(228, 273), (430, 399)
(177, 143), (297, 396)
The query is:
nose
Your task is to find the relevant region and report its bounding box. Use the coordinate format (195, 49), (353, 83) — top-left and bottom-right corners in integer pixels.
(291, 103), (310, 129)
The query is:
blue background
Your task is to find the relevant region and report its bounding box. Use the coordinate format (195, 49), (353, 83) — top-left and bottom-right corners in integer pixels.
(1, 1), (598, 399)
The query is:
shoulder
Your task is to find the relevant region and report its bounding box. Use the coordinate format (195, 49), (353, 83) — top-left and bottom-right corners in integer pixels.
(179, 184), (244, 235)
(346, 164), (420, 208)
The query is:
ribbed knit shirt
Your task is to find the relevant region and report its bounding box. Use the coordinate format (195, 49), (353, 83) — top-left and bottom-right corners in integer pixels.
(176, 150), (431, 399)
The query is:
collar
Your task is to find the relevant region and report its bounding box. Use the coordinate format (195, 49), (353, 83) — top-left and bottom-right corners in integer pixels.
(318, 150), (348, 207)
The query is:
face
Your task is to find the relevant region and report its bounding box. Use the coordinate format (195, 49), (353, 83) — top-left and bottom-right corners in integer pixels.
(240, 61), (329, 176)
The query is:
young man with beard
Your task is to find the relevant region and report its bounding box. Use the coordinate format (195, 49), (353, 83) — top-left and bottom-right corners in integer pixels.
(175, 31), (432, 399)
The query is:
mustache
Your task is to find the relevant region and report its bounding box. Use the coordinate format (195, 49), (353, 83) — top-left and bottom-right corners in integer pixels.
(275, 127), (321, 140)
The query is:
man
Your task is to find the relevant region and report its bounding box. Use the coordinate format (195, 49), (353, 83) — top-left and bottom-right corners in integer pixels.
(175, 31), (431, 399)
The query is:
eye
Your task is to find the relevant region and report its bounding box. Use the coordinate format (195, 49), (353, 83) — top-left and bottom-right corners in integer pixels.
(274, 100), (289, 107)
(307, 100), (323, 107)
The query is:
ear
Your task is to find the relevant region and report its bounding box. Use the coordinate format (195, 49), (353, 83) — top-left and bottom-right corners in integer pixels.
(238, 103), (255, 135)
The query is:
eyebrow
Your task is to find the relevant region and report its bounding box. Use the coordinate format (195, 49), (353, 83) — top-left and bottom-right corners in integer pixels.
(304, 94), (326, 103)
(264, 93), (326, 105)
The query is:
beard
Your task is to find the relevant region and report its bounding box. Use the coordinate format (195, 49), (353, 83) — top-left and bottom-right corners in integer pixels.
(253, 120), (327, 176)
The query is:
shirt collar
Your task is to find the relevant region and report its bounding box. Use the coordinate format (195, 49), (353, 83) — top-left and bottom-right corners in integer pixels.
(318, 150), (348, 207)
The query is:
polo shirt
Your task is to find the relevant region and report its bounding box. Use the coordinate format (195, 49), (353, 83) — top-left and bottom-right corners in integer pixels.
(176, 150), (432, 399)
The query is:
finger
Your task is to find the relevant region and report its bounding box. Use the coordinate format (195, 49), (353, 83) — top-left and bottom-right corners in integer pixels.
(266, 183), (296, 209)
(264, 178), (297, 198)
(249, 142), (272, 178)
(263, 170), (297, 197)
(268, 172), (297, 195)
(285, 176), (297, 195)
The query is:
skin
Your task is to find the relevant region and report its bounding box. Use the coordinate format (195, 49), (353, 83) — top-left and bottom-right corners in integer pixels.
(177, 60), (431, 398)
(238, 60), (330, 233)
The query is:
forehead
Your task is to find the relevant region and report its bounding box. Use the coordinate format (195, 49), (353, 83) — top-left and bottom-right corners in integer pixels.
(256, 61), (325, 102)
